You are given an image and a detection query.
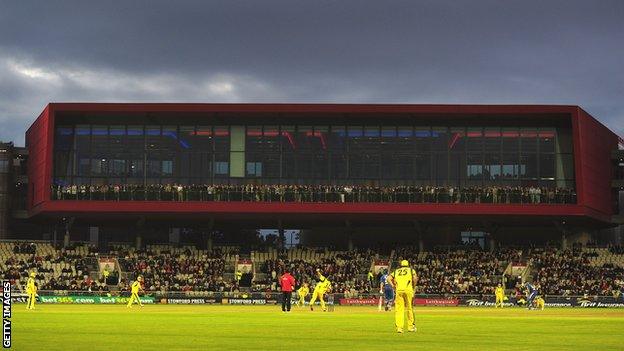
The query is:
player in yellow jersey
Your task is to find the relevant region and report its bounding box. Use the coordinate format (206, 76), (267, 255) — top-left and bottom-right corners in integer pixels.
(534, 296), (545, 310)
(309, 269), (331, 311)
(495, 283), (505, 308)
(297, 283), (309, 307)
(126, 276), (144, 308)
(26, 272), (37, 310)
(388, 260), (417, 333)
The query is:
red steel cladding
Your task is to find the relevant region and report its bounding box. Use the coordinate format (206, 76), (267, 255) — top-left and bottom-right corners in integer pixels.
(25, 103), (619, 223)
(574, 108), (618, 215)
(25, 105), (52, 209)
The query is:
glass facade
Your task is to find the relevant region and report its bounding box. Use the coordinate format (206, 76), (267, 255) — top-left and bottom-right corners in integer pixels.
(52, 124), (575, 189)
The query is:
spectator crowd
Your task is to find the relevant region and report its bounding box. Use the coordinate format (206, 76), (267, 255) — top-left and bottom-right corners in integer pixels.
(1, 242), (622, 298)
(52, 184), (577, 205)
(116, 247), (229, 293)
(531, 247), (624, 297)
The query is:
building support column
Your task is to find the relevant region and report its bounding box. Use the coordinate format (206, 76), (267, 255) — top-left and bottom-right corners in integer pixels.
(135, 217), (145, 250)
(553, 220), (569, 251)
(204, 218), (215, 251)
(135, 232), (142, 250)
(346, 220), (354, 251)
(414, 221), (428, 253)
(63, 217), (74, 248)
(89, 226), (99, 248)
(482, 222), (500, 253)
(278, 219), (285, 250)
(169, 227), (180, 245)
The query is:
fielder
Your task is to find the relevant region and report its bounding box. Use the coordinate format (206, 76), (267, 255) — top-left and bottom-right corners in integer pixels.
(495, 283), (505, 308)
(297, 283), (309, 307)
(388, 260), (417, 333)
(26, 272), (37, 310)
(126, 276), (145, 308)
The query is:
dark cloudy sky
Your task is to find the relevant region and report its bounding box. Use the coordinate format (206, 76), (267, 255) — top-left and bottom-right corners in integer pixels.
(1, 0), (623, 145)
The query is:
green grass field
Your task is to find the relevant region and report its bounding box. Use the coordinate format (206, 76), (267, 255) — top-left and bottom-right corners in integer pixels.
(10, 304), (624, 351)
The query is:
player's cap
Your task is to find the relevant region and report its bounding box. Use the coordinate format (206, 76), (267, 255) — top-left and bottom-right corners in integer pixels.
(400, 260), (409, 267)
(29, 272), (36, 277)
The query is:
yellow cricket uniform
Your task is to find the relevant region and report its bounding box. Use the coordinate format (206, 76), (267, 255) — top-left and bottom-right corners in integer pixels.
(535, 297), (545, 310)
(26, 277), (37, 310)
(309, 275), (331, 311)
(495, 286), (505, 308)
(391, 267), (416, 331)
(126, 280), (143, 307)
(297, 286), (309, 306)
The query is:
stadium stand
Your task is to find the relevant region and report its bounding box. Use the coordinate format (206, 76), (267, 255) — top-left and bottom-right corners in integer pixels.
(2, 241), (623, 297)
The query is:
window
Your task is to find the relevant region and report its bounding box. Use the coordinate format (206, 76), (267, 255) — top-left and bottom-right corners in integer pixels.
(467, 128), (483, 152)
(246, 162), (262, 177)
(214, 161), (229, 175)
(539, 129), (555, 153)
(432, 127), (448, 151)
(461, 231), (486, 249)
(539, 153), (555, 179)
(162, 160), (173, 176)
(0, 160), (8, 173)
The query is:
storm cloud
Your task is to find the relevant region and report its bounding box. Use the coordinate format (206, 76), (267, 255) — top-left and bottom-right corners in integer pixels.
(0, 0), (622, 145)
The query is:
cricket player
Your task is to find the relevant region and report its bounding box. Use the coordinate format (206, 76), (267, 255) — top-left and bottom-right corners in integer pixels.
(26, 272), (37, 310)
(379, 269), (394, 311)
(297, 283), (309, 307)
(535, 296), (545, 310)
(495, 283), (505, 308)
(126, 276), (145, 308)
(524, 282), (538, 310)
(389, 260), (417, 333)
(309, 269), (331, 311)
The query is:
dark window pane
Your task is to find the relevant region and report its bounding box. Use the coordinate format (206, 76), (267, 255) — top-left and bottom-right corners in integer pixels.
(520, 154), (538, 179)
(313, 153), (328, 179)
(467, 154), (483, 181)
(349, 153), (364, 178)
(466, 127), (483, 152)
(330, 153), (347, 179)
(502, 154), (519, 179)
(264, 126), (280, 153)
(329, 126), (346, 151)
(281, 126), (296, 152)
(432, 127), (448, 151)
(214, 126), (229, 152)
(415, 128), (431, 152)
(539, 128), (555, 153)
(449, 128), (465, 152)
(520, 128), (538, 153)
(484, 154), (501, 181)
(196, 126), (213, 152)
(415, 154), (431, 180)
(540, 153), (555, 179)
(502, 128), (519, 153)
(363, 153), (380, 179)
(263, 153), (280, 178)
(484, 128), (501, 153)
(55, 126), (74, 151)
